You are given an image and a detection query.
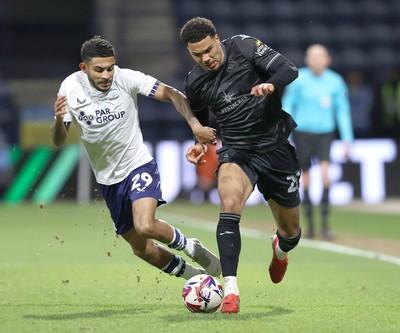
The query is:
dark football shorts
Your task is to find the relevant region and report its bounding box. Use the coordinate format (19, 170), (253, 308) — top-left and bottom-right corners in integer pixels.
(99, 159), (166, 235)
(292, 130), (335, 170)
(216, 140), (301, 207)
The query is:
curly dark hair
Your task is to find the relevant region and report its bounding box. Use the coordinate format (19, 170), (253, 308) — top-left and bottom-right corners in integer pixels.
(180, 17), (217, 46)
(80, 36), (115, 62)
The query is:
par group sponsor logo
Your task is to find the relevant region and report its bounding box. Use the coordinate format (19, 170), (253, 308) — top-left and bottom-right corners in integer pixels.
(78, 108), (126, 125)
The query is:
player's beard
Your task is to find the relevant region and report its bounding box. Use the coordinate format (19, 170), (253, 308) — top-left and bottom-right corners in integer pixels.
(88, 74), (112, 92)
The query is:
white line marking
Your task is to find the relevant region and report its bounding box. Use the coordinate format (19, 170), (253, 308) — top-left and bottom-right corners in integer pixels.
(162, 212), (400, 266)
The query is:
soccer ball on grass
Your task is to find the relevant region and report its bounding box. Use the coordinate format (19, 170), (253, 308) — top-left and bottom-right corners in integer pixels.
(182, 274), (224, 313)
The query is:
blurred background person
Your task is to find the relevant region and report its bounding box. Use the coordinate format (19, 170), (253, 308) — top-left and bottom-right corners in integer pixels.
(283, 44), (354, 240)
(346, 71), (374, 138)
(377, 67), (400, 138)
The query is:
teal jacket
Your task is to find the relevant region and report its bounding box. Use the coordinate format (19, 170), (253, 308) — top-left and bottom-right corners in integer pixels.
(282, 67), (354, 142)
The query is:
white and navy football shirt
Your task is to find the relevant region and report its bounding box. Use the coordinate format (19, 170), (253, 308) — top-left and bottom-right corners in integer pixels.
(60, 66), (159, 185)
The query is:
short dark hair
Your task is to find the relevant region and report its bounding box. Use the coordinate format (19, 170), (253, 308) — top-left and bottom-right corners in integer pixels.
(180, 17), (216, 46)
(80, 36), (115, 62)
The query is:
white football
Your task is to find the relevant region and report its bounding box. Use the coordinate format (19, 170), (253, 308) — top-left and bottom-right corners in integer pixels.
(182, 274), (224, 313)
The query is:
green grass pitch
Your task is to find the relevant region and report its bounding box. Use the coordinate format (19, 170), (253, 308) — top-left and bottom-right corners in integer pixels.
(0, 201), (399, 333)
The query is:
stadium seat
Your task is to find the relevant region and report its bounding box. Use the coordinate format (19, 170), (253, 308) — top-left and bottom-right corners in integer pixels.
(216, 22), (243, 40)
(337, 47), (368, 71)
(295, 0), (329, 22)
(267, 22), (305, 46)
(268, 0), (300, 22)
(173, 0), (400, 76)
(360, 0), (391, 20)
(242, 23), (272, 44)
(331, 23), (366, 46)
(302, 22), (333, 45)
(365, 23), (395, 45)
(329, 0), (361, 21)
(235, 0), (268, 22)
(369, 46), (397, 69)
(177, 0), (210, 22)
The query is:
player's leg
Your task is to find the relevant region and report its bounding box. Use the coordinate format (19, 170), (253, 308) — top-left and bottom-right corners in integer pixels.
(320, 160), (333, 239)
(256, 141), (301, 283)
(132, 197), (221, 277)
(301, 168), (314, 238)
(100, 159), (220, 279)
(268, 199), (301, 283)
(217, 162), (253, 313)
(121, 226), (204, 279)
(316, 132), (335, 240)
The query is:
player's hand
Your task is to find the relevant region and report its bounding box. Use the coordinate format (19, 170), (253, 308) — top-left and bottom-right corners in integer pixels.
(186, 143), (208, 166)
(192, 124), (217, 146)
(54, 93), (67, 120)
(250, 83), (275, 96)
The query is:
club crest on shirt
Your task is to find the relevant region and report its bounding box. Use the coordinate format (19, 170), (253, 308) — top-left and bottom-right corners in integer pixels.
(227, 59), (236, 71)
(255, 39), (269, 57)
(78, 111), (94, 125)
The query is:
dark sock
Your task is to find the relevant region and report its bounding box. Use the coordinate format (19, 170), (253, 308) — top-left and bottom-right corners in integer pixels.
(162, 254), (185, 277)
(216, 212), (241, 277)
(321, 188), (330, 231)
(276, 229), (302, 252)
(168, 227), (187, 250)
(303, 189), (314, 234)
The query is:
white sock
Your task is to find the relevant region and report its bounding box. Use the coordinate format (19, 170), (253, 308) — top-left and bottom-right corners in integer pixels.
(184, 238), (194, 257)
(224, 276), (239, 296)
(275, 244), (288, 260)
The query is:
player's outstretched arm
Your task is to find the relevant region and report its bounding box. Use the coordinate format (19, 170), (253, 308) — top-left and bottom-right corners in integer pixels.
(153, 82), (217, 146)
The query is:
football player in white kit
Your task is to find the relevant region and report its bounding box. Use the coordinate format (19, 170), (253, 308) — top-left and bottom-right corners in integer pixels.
(51, 36), (221, 280)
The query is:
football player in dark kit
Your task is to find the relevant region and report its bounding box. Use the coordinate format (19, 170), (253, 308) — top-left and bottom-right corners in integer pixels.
(180, 17), (302, 313)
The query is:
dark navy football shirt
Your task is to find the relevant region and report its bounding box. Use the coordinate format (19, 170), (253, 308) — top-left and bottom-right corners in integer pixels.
(184, 35), (298, 152)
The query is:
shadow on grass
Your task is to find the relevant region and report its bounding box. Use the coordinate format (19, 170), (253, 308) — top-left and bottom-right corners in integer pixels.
(23, 307), (149, 321)
(162, 305), (293, 321)
(22, 304), (292, 321)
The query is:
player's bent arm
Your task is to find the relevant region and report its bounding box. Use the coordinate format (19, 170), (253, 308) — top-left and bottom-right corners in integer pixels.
(51, 93), (70, 147)
(51, 118), (69, 147)
(152, 82), (216, 145)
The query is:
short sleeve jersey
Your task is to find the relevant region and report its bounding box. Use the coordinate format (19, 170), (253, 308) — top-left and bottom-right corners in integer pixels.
(282, 67), (354, 141)
(60, 66), (159, 185)
(184, 35), (297, 153)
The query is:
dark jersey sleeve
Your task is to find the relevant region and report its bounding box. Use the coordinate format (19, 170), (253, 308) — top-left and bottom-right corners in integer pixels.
(236, 36), (298, 90)
(184, 76), (210, 127)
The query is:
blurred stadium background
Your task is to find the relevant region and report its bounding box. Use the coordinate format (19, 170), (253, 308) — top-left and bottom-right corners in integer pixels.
(0, 0), (399, 206)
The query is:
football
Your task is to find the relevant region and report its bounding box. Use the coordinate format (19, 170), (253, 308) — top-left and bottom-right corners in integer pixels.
(182, 274), (224, 313)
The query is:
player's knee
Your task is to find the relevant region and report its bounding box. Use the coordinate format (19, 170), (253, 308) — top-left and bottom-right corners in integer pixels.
(134, 220), (157, 238)
(220, 197), (240, 213)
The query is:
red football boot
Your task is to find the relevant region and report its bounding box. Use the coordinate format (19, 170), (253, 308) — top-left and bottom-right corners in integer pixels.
(269, 234), (288, 284)
(221, 294), (240, 313)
